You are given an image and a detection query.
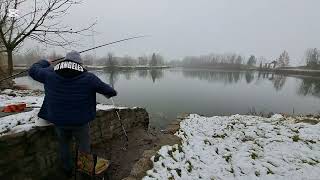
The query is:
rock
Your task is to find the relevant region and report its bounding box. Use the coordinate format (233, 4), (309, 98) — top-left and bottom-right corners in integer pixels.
(176, 113), (189, 120)
(142, 150), (157, 159)
(164, 124), (180, 134)
(130, 157), (153, 178)
(142, 137), (154, 144)
(122, 176), (138, 180)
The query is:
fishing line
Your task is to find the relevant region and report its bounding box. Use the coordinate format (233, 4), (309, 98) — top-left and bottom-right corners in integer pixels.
(111, 97), (129, 150)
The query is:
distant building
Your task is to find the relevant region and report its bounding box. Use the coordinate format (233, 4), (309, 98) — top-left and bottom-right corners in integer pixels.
(264, 61), (277, 69)
(270, 61), (277, 69)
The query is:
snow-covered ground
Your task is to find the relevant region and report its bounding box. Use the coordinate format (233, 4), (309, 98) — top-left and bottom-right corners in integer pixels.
(0, 89), (44, 136)
(0, 89), (125, 136)
(144, 114), (320, 180)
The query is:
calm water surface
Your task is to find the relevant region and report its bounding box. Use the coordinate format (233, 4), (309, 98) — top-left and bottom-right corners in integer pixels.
(15, 68), (320, 128)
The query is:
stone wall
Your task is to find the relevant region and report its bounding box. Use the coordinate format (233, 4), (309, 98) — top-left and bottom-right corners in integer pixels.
(90, 108), (149, 145)
(0, 107), (149, 180)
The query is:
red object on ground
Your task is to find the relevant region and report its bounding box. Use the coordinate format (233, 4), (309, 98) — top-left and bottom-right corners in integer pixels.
(2, 103), (27, 113)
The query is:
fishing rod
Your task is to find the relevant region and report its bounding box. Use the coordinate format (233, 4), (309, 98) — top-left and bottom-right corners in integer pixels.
(0, 35), (147, 82)
(111, 97), (129, 150)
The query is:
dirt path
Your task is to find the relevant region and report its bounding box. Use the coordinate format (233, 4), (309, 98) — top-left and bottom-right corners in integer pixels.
(92, 127), (180, 180)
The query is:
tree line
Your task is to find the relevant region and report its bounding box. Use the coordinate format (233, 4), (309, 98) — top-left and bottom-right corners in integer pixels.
(305, 48), (320, 69)
(85, 52), (165, 67)
(176, 49), (320, 70)
(178, 53), (257, 69)
(178, 51), (292, 69)
(12, 50), (166, 67)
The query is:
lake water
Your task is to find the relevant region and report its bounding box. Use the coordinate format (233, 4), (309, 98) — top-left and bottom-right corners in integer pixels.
(15, 68), (320, 129)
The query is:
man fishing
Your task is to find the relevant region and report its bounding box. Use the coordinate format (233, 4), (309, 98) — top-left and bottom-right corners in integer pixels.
(28, 50), (117, 178)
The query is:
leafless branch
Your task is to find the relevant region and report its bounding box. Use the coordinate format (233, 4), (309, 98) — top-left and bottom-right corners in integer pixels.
(0, 0), (94, 49)
(0, 0), (93, 74)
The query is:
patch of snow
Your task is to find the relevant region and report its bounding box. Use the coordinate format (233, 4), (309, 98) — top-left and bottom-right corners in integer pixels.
(96, 104), (128, 110)
(0, 108), (39, 136)
(144, 114), (320, 180)
(86, 65), (105, 69)
(0, 90), (43, 136)
(2, 89), (13, 94)
(271, 114), (283, 120)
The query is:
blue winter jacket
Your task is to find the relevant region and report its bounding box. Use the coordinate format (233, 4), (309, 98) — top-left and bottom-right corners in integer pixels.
(29, 59), (117, 126)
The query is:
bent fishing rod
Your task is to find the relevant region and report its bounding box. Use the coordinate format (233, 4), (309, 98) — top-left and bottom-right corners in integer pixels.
(0, 35), (146, 83)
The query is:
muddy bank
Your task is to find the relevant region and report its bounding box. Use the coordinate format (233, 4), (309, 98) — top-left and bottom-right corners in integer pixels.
(39, 120), (181, 180)
(94, 126), (180, 180)
(120, 119), (182, 180)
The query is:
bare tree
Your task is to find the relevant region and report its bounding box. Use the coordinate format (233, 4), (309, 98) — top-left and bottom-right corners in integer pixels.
(247, 55), (256, 66)
(181, 53), (246, 69)
(107, 52), (115, 68)
(0, 0), (94, 75)
(149, 53), (157, 67)
(305, 48), (319, 68)
(83, 54), (94, 65)
(121, 55), (136, 66)
(277, 50), (290, 67)
(236, 55), (243, 65)
(47, 50), (63, 60)
(138, 55), (148, 66)
(155, 53), (164, 66)
(20, 47), (43, 66)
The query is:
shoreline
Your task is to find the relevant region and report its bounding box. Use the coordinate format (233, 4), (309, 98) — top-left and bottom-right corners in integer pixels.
(181, 66), (320, 77)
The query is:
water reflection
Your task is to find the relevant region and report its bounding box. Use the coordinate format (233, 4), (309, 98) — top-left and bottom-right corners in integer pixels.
(271, 75), (287, 91)
(245, 71), (254, 84)
(297, 77), (320, 97)
(106, 68), (289, 91)
(150, 69), (163, 83)
(257, 72), (275, 80)
(182, 70), (290, 91)
(182, 70), (244, 84)
(124, 70), (134, 80)
(103, 69), (164, 85)
(108, 70), (119, 88)
(138, 70), (148, 79)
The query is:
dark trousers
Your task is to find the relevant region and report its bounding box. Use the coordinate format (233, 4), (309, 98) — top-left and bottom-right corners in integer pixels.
(55, 124), (91, 172)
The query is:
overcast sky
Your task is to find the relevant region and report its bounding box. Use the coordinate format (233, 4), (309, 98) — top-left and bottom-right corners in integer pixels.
(30, 0), (320, 65)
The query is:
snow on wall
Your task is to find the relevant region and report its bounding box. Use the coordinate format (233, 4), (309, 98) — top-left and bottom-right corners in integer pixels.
(144, 114), (320, 180)
(0, 90), (44, 136)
